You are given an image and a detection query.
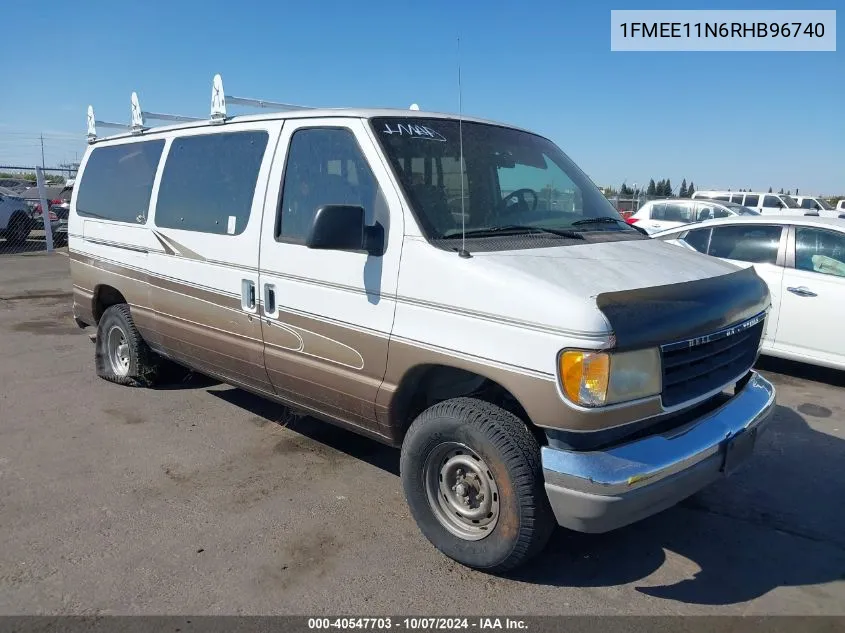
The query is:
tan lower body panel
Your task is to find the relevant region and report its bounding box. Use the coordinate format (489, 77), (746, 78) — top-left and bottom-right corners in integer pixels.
(376, 338), (564, 431)
(70, 250), (593, 440)
(70, 250), (392, 437)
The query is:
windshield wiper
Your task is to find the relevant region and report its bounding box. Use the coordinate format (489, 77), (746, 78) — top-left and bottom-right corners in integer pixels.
(570, 216), (630, 227)
(441, 225), (583, 240)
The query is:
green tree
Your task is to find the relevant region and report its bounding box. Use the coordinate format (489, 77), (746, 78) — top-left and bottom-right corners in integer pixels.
(779, 188), (784, 194)
(679, 179), (688, 198)
(688, 181), (695, 197)
(664, 178), (673, 197)
(768, 187), (773, 193)
(646, 179), (656, 196)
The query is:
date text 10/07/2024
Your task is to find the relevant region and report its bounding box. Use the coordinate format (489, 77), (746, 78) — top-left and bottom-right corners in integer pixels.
(307, 618), (528, 630)
(619, 22), (825, 39)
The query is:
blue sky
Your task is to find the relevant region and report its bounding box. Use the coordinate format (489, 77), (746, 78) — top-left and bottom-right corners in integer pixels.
(1, 0), (842, 193)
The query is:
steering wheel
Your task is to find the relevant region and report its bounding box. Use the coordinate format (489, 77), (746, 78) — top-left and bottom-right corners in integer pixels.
(500, 188), (539, 213)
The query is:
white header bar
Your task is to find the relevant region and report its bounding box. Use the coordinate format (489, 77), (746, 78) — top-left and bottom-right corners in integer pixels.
(611, 10), (836, 51)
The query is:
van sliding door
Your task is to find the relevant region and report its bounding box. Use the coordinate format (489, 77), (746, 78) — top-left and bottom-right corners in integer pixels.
(146, 121), (283, 393)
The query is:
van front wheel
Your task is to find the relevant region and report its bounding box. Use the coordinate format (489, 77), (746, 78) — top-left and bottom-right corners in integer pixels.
(400, 397), (554, 573)
(95, 304), (159, 387)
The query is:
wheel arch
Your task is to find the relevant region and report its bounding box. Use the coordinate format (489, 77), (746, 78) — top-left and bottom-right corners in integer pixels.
(92, 284), (128, 322)
(388, 363), (541, 445)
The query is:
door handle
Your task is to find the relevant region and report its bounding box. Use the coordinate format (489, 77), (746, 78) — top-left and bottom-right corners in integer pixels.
(263, 283), (277, 316)
(787, 286), (817, 297)
(241, 279), (256, 311)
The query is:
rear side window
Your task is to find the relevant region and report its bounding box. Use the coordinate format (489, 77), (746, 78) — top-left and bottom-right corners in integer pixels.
(800, 198), (818, 210)
(155, 131), (269, 235)
(649, 203), (666, 220)
(763, 195), (782, 208)
(76, 140), (165, 222)
(730, 193), (744, 203)
(661, 202), (693, 223)
(743, 194), (759, 206)
(708, 225), (782, 264)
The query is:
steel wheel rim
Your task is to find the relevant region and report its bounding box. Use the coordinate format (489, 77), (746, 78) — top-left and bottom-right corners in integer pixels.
(423, 442), (500, 541)
(106, 324), (131, 377)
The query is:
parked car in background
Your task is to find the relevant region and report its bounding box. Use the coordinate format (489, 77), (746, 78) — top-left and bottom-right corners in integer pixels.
(0, 186), (37, 244)
(793, 196), (845, 218)
(653, 215), (845, 370)
(692, 190), (806, 216)
(626, 198), (758, 234)
(837, 200), (845, 212)
(51, 184), (74, 220)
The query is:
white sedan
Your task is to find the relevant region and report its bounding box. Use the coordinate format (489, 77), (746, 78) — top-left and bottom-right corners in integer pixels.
(626, 198), (759, 234)
(652, 216), (845, 371)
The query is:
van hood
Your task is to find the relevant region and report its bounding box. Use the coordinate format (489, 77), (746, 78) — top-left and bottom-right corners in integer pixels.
(472, 238), (770, 349)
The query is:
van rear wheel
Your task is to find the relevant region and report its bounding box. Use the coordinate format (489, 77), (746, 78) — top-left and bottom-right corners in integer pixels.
(95, 304), (159, 387)
(400, 397), (554, 573)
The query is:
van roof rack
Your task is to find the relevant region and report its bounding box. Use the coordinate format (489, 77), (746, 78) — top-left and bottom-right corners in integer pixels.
(87, 73), (318, 143)
(87, 73), (423, 142)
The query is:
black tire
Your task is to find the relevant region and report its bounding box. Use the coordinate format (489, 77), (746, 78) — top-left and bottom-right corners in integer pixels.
(95, 304), (159, 387)
(6, 213), (31, 245)
(400, 397), (555, 573)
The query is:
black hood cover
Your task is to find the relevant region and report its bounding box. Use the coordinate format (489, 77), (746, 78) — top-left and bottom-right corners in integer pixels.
(596, 266), (770, 351)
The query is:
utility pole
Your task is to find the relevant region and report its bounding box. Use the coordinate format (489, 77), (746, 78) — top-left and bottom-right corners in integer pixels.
(40, 133), (45, 169)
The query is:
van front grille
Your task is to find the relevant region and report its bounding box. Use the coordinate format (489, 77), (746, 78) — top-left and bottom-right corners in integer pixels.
(660, 314), (765, 408)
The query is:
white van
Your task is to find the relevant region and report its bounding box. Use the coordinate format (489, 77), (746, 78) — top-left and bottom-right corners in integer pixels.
(69, 75), (775, 572)
(692, 190), (806, 216)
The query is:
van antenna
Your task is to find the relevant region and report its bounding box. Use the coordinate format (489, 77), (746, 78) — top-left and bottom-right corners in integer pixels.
(456, 36), (470, 259)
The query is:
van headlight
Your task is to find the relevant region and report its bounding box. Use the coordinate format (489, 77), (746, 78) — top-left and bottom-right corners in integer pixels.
(558, 348), (662, 407)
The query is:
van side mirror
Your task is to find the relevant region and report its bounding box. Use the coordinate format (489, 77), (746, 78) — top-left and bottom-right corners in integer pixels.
(305, 205), (384, 256)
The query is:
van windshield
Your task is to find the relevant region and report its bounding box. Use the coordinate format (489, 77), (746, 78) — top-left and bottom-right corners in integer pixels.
(370, 117), (637, 244)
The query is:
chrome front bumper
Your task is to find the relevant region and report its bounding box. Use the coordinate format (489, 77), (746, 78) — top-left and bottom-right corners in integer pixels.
(541, 371), (776, 533)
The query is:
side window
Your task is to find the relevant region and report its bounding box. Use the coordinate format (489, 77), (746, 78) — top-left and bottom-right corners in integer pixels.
(763, 195), (782, 208)
(662, 203), (693, 223)
(708, 225), (782, 264)
(694, 202), (717, 221)
(76, 140), (165, 222)
(800, 198), (817, 210)
(650, 203), (666, 220)
(714, 195), (731, 202)
(155, 131), (268, 235)
(730, 193), (744, 203)
(278, 128), (382, 243)
(743, 194), (759, 207)
(795, 228), (845, 278)
(683, 228), (711, 253)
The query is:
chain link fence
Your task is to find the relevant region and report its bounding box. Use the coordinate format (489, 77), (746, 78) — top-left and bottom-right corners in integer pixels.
(0, 167), (74, 256)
